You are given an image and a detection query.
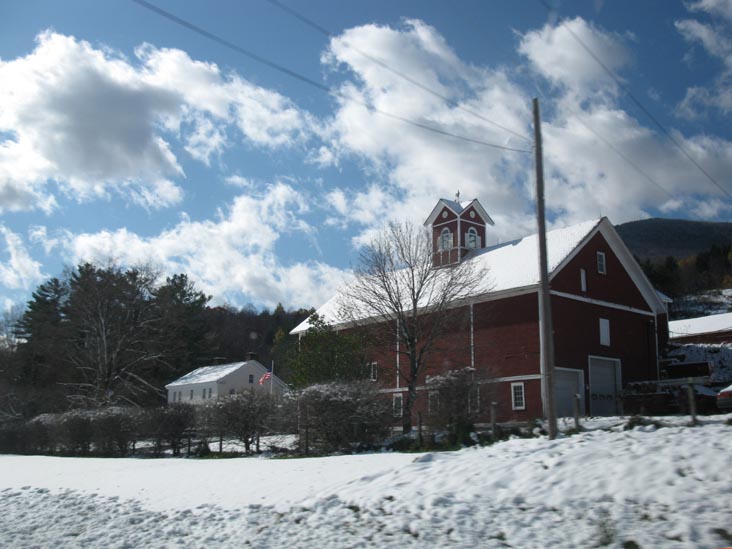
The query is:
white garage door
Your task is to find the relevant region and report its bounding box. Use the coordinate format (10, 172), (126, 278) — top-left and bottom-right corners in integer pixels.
(589, 357), (621, 416)
(554, 368), (584, 418)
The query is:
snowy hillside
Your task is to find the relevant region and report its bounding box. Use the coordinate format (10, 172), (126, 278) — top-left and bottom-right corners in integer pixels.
(2, 416), (732, 548)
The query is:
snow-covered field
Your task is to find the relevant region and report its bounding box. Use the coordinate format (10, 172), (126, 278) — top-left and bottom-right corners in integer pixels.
(2, 415), (732, 548)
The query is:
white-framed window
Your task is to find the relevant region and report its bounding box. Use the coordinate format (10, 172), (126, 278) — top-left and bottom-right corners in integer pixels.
(467, 386), (480, 415)
(369, 362), (378, 382)
(189, 389), (194, 400)
(597, 251), (606, 274)
(439, 228), (452, 251)
(428, 391), (439, 416)
(393, 394), (403, 417)
(511, 382), (526, 410)
(249, 374), (254, 384)
(466, 227), (479, 249)
(580, 268), (587, 292)
(599, 318), (611, 346)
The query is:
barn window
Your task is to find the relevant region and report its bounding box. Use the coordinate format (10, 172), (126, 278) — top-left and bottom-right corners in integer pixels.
(466, 227), (479, 249)
(439, 228), (452, 250)
(511, 382), (526, 410)
(597, 252), (606, 274)
(600, 318), (611, 346)
(369, 362), (378, 382)
(428, 391), (439, 416)
(393, 394), (403, 417)
(580, 268), (587, 292)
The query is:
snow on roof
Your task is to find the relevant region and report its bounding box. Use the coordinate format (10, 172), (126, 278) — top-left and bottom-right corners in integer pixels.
(291, 218), (602, 334)
(668, 312), (732, 339)
(165, 362), (247, 388)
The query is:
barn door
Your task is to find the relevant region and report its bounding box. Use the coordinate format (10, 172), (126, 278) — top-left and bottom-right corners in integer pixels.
(589, 357), (621, 416)
(554, 368), (584, 418)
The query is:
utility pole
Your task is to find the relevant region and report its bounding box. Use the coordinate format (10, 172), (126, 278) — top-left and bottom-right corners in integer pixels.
(533, 98), (558, 440)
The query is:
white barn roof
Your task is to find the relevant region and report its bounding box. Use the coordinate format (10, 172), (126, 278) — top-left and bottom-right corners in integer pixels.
(669, 312), (732, 339)
(166, 362), (247, 388)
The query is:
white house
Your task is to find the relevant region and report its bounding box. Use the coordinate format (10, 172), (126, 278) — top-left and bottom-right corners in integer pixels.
(165, 360), (288, 404)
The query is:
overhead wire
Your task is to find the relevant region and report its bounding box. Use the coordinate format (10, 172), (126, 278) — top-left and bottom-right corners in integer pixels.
(263, 0), (533, 144)
(130, 0), (532, 153)
(538, 0), (732, 201)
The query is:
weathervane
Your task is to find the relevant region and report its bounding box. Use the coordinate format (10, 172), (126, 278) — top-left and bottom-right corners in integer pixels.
(455, 190), (461, 204)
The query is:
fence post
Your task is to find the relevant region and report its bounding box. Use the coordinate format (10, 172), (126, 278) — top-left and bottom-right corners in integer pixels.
(490, 402), (497, 440)
(687, 378), (697, 425)
(573, 393), (581, 430)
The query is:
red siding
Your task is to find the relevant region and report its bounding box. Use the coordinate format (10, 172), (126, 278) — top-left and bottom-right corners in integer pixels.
(551, 232), (650, 311)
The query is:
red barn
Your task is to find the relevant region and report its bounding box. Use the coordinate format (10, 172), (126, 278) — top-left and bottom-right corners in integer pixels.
(292, 198), (669, 424)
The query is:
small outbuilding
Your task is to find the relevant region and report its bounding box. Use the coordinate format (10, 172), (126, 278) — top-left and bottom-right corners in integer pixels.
(165, 360), (288, 404)
(669, 312), (732, 345)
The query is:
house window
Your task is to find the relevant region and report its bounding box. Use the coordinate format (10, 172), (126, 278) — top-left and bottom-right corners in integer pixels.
(600, 318), (611, 346)
(202, 388), (206, 399)
(439, 228), (452, 251)
(229, 388), (235, 395)
(428, 391), (439, 416)
(249, 374), (254, 384)
(369, 362), (378, 382)
(208, 388), (212, 399)
(597, 252), (606, 275)
(393, 394), (403, 417)
(189, 389), (193, 400)
(466, 227), (478, 249)
(580, 268), (587, 292)
(511, 382), (526, 410)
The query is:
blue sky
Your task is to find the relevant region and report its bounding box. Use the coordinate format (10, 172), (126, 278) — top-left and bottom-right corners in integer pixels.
(1, 0), (731, 311)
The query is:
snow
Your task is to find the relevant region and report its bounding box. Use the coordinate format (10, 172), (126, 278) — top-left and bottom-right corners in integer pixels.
(165, 362), (246, 387)
(292, 218), (601, 334)
(668, 343), (732, 382)
(669, 311), (732, 339)
(2, 415), (732, 548)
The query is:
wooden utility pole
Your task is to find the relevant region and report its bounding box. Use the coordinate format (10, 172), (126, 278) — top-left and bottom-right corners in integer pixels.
(533, 98), (558, 440)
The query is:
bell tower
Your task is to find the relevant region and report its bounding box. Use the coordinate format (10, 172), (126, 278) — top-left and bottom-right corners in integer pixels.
(423, 196), (494, 268)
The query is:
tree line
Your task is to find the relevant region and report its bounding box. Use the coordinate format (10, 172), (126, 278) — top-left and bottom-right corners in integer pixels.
(0, 263), (311, 420)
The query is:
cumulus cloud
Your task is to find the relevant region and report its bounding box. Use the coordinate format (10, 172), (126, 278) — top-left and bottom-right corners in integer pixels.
(0, 32), (315, 213)
(51, 183), (344, 309)
(0, 226), (44, 291)
(675, 3), (732, 117)
(518, 17), (632, 97)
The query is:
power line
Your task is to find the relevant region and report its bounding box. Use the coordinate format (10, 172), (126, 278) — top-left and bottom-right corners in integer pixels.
(130, 0), (531, 153)
(264, 0), (532, 143)
(538, 0), (732, 200)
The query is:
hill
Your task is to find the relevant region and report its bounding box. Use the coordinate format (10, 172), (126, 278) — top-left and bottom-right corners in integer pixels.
(615, 217), (732, 260)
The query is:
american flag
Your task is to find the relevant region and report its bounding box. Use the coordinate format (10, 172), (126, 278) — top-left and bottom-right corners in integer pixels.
(258, 371), (272, 385)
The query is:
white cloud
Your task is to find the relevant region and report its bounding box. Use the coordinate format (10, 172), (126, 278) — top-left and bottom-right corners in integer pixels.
(0, 32), (316, 213)
(0, 226), (44, 291)
(675, 5), (732, 117)
(57, 183), (343, 309)
(518, 17), (632, 97)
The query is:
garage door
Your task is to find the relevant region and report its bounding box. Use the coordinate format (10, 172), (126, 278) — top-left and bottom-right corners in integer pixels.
(554, 368), (584, 418)
(589, 357), (620, 416)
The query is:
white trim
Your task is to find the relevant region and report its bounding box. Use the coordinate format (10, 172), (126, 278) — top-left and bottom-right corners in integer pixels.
(380, 373), (542, 394)
(511, 382), (526, 410)
(550, 290), (655, 316)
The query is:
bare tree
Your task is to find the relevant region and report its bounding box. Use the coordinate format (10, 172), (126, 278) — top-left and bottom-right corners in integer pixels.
(338, 221), (487, 434)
